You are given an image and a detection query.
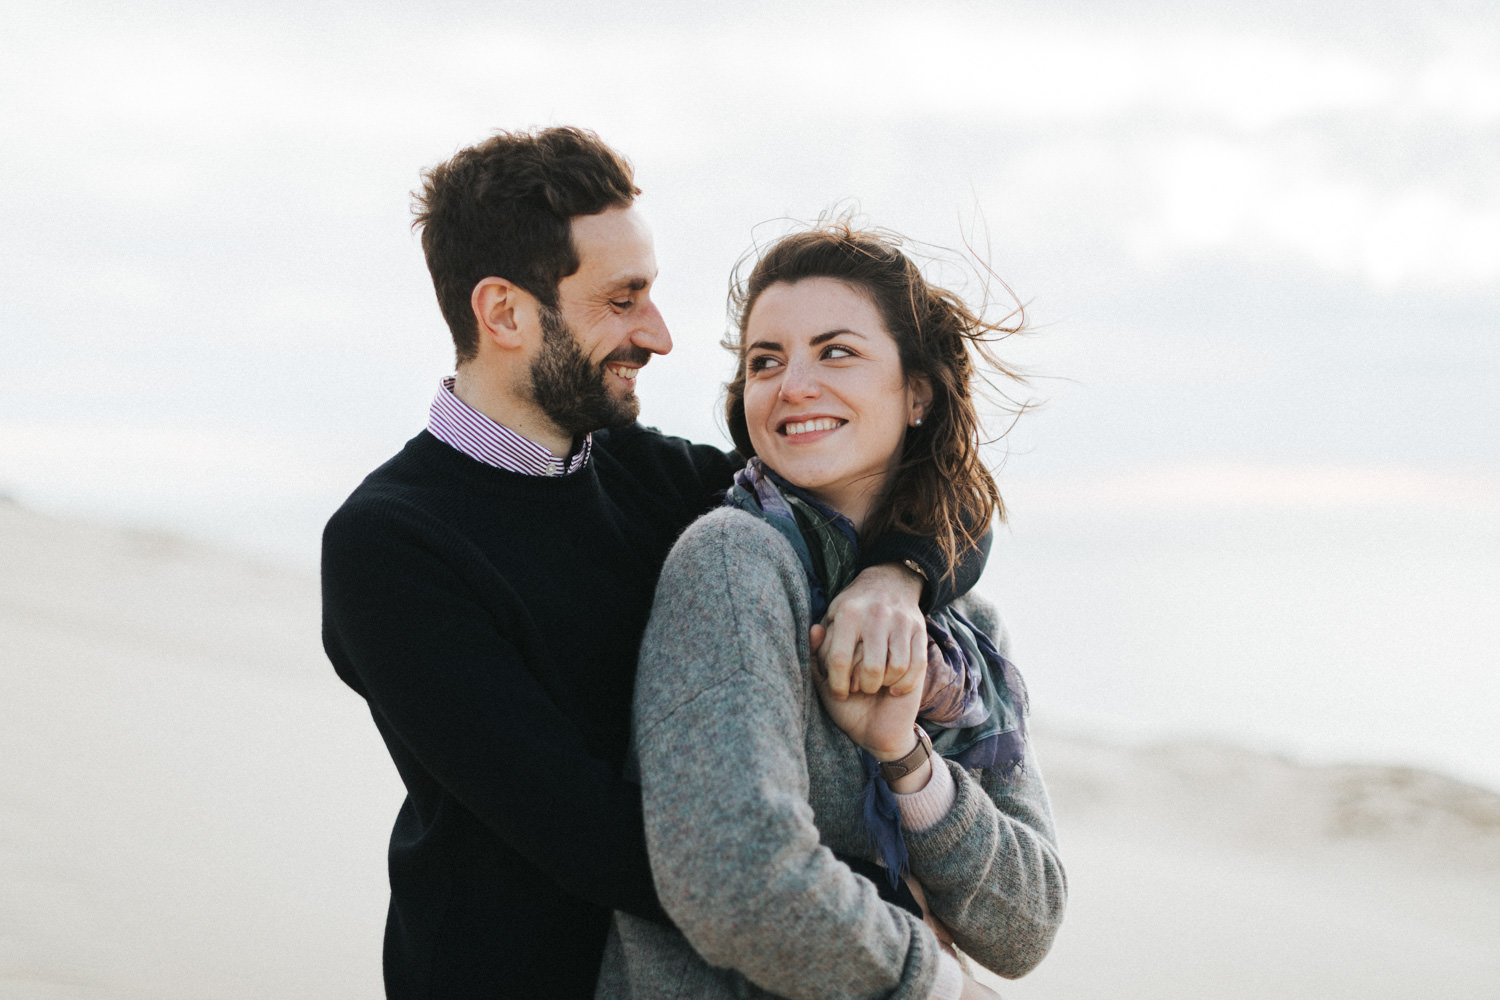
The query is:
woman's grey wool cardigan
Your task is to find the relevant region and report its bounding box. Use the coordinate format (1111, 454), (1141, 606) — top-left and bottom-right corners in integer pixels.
(596, 508), (1067, 1000)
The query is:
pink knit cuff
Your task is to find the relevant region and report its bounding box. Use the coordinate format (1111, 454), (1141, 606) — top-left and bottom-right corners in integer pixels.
(929, 951), (964, 1000)
(894, 756), (956, 832)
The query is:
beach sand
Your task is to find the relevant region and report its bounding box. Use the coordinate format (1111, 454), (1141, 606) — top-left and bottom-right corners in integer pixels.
(3, 500), (1497, 999)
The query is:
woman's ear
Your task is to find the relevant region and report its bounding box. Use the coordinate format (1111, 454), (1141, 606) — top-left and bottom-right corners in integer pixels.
(471, 277), (526, 351)
(907, 374), (934, 427)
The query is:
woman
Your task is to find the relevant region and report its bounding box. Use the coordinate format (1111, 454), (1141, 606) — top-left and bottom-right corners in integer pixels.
(597, 222), (1066, 1000)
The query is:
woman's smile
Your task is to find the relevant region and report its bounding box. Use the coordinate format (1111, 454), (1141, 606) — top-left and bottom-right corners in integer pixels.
(779, 416), (846, 438)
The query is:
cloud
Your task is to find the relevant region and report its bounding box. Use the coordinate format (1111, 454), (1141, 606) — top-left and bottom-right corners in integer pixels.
(1127, 134), (1500, 292)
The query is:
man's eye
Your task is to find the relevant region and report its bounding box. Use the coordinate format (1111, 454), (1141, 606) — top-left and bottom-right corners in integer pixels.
(610, 299), (633, 309)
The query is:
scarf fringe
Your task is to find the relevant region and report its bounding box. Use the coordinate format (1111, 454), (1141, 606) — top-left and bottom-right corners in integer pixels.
(860, 751), (909, 887)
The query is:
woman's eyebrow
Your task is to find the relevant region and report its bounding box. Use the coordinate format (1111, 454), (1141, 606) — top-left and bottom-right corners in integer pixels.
(750, 329), (865, 353)
(810, 329), (864, 345)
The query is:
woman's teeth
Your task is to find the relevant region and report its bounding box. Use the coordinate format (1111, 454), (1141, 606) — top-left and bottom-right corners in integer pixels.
(782, 418), (842, 436)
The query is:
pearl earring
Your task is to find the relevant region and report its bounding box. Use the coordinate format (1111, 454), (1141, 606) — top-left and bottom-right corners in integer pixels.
(912, 416), (924, 427)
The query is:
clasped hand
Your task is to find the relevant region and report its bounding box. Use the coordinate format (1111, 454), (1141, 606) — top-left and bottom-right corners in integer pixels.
(811, 562), (926, 701)
(809, 562), (929, 759)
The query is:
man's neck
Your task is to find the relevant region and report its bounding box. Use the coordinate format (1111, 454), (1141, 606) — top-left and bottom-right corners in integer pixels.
(452, 366), (575, 459)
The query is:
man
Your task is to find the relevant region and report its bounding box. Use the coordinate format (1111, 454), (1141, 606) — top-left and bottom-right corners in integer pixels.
(321, 127), (987, 998)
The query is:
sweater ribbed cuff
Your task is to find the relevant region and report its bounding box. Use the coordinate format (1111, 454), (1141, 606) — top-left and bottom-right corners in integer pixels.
(894, 756), (956, 832)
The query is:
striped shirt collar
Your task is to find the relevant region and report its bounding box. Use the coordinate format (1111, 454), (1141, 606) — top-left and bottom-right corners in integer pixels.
(427, 376), (592, 477)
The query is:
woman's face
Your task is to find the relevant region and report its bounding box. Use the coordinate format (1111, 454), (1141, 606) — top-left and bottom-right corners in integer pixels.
(741, 277), (928, 530)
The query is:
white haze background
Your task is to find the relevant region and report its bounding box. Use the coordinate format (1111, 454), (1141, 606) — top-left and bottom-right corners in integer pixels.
(3, 0), (1498, 788)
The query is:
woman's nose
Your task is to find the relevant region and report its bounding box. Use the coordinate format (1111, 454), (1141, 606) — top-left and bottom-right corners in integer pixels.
(778, 358), (821, 401)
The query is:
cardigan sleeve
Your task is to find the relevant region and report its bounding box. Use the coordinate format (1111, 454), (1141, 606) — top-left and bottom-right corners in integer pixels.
(897, 604), (1068, 979)
(860, 525), (993, 613)
(632, 510), (946, 1000)
(901, 750), (1067, 978)
(321, 499), (665, 923)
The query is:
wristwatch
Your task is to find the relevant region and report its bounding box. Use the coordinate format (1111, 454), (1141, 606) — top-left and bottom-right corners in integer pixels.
(879, 725), (933, 782)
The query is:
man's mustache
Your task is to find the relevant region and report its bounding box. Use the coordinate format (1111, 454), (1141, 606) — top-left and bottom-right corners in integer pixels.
(603, 346), (653, 368)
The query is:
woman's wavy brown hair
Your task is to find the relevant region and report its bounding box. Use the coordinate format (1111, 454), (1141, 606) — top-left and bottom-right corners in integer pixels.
(724, 219), (1028, 582)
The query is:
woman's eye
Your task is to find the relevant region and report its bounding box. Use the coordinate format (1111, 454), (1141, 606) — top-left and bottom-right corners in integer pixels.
(823, 344), (855, 359)
(747, 354), (782, 372)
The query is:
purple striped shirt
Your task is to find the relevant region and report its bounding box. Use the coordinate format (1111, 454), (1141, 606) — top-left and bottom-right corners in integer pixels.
(427, 377), (592, 477)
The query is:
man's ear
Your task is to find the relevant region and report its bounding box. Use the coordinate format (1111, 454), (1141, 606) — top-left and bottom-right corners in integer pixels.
(471, 277), (526, 351)
(907, 374), (934, 426)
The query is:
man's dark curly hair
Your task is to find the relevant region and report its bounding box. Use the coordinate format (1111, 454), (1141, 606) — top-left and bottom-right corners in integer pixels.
(412, 126), (639, 363)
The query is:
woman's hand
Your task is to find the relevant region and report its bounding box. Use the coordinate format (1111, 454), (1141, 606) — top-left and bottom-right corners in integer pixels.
(814, 659), (925, 761)
(814, 562), (927, 699)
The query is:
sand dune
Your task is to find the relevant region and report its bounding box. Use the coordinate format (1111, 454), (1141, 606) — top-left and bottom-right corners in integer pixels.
(1002, 736), (1500, 998)
(3, 500), (1496, 999)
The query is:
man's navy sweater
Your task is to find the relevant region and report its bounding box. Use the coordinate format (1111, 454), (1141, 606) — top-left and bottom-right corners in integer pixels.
(320, 423), (980, 998)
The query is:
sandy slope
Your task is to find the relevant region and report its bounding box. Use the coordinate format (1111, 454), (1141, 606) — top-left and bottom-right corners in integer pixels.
(997, 738), (1500, 998)
(2, 501), (1497, 999)
(0, 501), (398, 999)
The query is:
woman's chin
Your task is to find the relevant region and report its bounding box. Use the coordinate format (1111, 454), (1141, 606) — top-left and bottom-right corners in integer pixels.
(762, 462), (823, 497)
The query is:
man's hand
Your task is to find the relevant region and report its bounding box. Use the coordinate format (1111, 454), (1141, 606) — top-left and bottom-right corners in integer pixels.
(812, 562), (926, 700)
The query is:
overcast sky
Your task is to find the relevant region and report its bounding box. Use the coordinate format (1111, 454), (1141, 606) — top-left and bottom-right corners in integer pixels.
(3, 0), (1497, 783)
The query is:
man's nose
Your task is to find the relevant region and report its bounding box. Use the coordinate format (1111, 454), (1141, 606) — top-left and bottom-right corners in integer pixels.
(632, 300), (672, 356)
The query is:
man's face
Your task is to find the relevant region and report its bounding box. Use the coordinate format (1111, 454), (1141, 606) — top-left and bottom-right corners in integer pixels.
(526, 205), (671, 438)
(528, 302), (643, 436)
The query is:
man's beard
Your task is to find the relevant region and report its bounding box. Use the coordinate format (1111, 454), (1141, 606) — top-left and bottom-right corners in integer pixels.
(528, 304), (645, 438)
